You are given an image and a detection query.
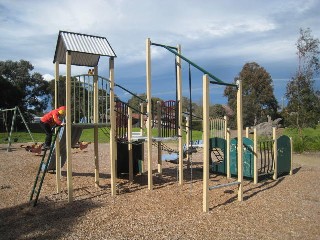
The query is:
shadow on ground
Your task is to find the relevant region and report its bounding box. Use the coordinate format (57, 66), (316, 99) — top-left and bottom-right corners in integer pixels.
(0, 200), (102, 240)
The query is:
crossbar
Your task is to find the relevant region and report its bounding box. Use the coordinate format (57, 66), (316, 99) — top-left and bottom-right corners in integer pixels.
(0, 108), (16, 112)
(72, 123), (111, 128)
(209, 181), (240, 190)
(151, 41), (237, 87)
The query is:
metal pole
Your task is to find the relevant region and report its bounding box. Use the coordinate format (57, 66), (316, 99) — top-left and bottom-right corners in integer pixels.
(7, 107), (17, 152)
(17, 107), (35, 143)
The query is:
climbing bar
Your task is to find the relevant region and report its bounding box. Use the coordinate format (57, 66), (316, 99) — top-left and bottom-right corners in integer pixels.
(209, 181), (240, 190)
(151, 41), (237, 87)
(150, 42), (178, 50)
(209, 80), (237, 87)
(114, 83), (147, 103)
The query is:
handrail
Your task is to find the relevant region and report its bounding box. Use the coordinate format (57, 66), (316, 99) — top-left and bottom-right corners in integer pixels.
(151, 42), (237, 87)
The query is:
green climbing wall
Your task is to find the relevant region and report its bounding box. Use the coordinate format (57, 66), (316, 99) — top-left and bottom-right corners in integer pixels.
(277, 135), (291, 175)
(210, 137), (227, 173)
(229, 137), (254, 178)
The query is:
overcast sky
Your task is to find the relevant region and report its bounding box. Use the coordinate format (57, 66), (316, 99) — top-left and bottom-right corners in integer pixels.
(1, 0), (319, 105)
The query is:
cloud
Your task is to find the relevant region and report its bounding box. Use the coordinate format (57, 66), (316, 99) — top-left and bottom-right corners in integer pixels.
(0, 0), (319, 104)
(43, 73), (54, 81)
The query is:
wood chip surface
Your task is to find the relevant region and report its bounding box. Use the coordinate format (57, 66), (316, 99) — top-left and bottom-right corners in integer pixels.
(0, 143), (319, 240)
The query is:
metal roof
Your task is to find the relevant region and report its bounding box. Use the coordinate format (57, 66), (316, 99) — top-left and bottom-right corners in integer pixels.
(53, 31), (116, 67)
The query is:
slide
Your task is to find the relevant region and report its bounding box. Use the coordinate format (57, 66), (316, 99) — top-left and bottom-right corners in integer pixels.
(47, 125), (83, 171)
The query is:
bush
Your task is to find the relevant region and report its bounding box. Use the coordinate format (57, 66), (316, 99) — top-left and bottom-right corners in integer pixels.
(283, 125), (320, 152)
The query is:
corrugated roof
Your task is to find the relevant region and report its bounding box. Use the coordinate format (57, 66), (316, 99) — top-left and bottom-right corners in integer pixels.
(53, 31), (116, 67)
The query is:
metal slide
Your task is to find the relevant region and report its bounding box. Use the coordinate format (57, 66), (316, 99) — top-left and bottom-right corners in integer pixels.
(30, 125), (88, 206)
(47, 125), (83, 170)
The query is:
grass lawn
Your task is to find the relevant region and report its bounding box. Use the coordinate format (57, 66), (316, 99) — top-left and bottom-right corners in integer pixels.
(283, 125), (320, 152)
(1, 125), (319, 152)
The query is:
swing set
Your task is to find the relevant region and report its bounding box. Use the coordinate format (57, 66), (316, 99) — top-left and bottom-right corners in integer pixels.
(0, 106), (35, 152)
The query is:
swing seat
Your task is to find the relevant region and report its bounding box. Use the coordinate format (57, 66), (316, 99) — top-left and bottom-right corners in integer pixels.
(162, 153), (179, 162)
(191, 139), (203, 148)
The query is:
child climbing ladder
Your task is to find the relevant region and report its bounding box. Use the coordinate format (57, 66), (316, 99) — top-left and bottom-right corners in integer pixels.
(29, 126), (62, 206)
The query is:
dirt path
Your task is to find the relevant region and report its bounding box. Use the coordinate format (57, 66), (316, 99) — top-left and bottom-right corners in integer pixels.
(293, 152), (320, 168)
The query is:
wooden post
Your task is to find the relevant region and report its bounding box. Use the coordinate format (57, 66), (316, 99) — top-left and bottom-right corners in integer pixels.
(224, 116), (228, 140)
(128, 107), (133, 182)
(202, 74), (210, 213)
(290, 137), (293, 175)
(236, 80), (243, 202)
(177, 44), (183, 185)
(226, 127), (231, 179)
(54, 61), (61, 193)
(157, 101), (162, 175)
(146, 38), (153, 190)
(66, 51), (73, 203)
(273, 127), (278, 180)
(109, 57), (116, 196)
(93, 66), (99, 187)
(253, 128), (258, 184)
(224, 116), (230, 178)
(140, 103), (145, 173)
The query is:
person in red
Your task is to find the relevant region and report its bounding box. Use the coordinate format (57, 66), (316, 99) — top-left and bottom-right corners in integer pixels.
(40, 106), (66, 150)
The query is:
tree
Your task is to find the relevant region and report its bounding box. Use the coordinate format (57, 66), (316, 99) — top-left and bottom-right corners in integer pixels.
(0, 60), (50, 115)
(28, 72), (51, 114)
(285, 28), (320, 128)
(224, 62), (278, 128)
(0, 75), (24, 109)
(127, 93), (147, 113)
(210, 104), (226, 118)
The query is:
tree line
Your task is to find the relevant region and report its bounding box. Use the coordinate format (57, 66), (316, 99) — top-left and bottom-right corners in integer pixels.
(0, 28), (319, 130)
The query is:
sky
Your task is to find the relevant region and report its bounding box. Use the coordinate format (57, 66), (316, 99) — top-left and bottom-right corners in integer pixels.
(1, 0), (320, 107)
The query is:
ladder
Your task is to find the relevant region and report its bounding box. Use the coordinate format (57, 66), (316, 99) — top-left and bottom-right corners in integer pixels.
(211, 148), (224, 163)
(29, 126), (62, 206)
(101, 127), (110, 137)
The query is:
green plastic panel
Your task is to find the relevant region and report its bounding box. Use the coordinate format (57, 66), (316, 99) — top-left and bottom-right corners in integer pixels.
(210, 137), (227, 173)
(277, 135), (291, 175)
(230, 137), (254, 178)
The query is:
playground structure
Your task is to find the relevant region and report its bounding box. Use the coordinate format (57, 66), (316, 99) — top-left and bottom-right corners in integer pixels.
(29, 31), (293, 212)
(209, 119), (293, 184)
(0, 106), (35, 152)
(31, 31), (181, 204)
(46, 31), (117, 203)
(30, 31), (243, 209)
